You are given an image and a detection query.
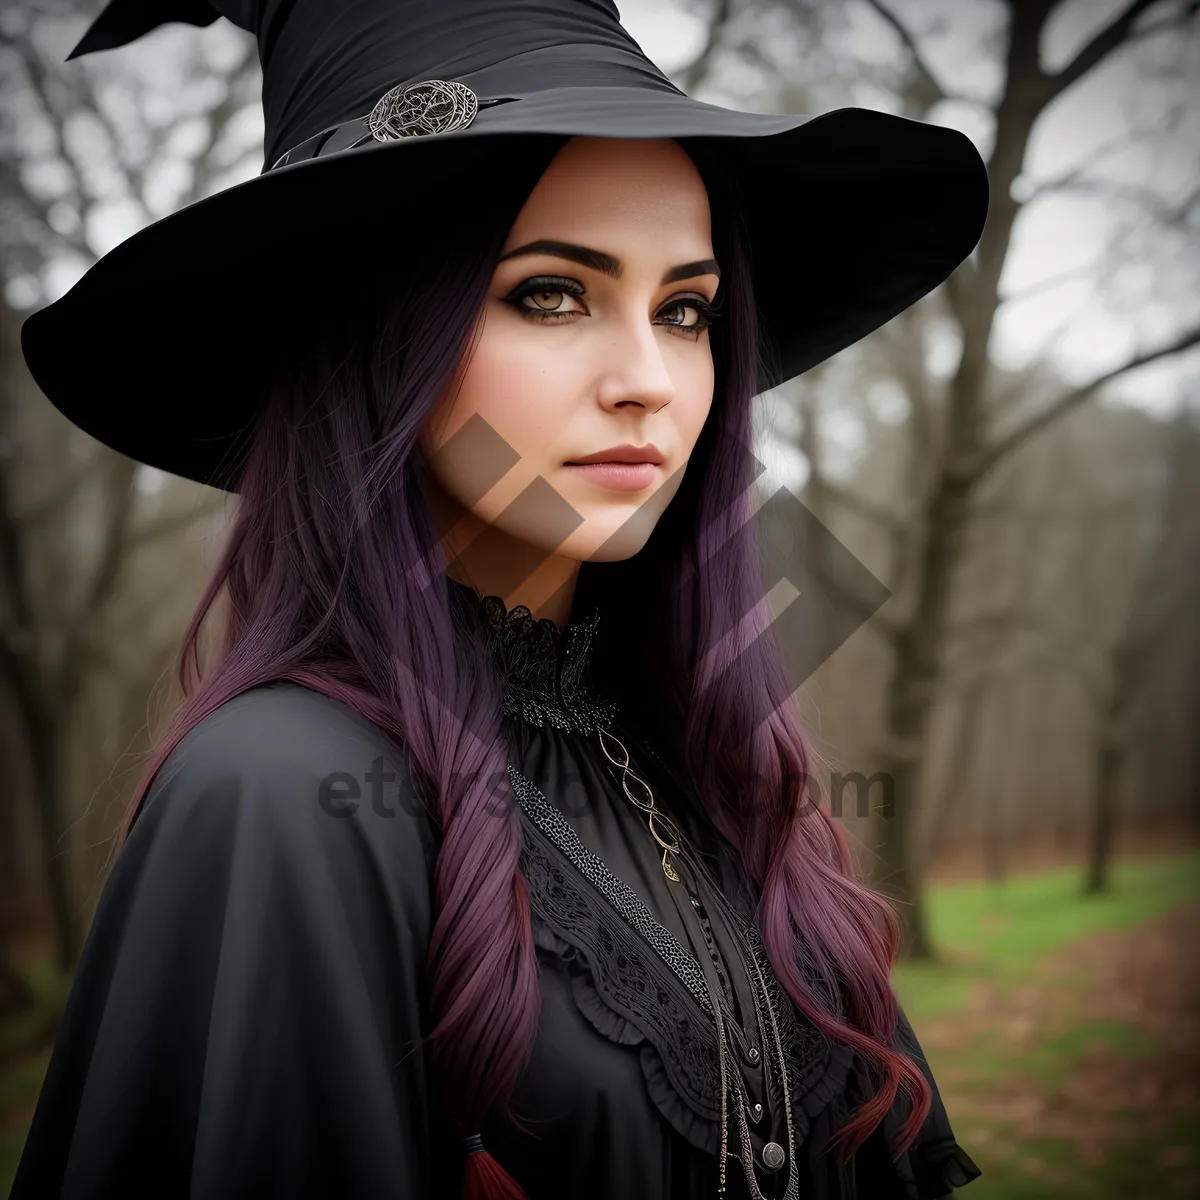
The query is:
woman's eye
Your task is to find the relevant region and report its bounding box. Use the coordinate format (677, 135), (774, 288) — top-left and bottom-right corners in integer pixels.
(661, 300), (709, 329)
(522, 289), (583, 315)
(504, 277), (719, 338)
(505, 277), (587, 321)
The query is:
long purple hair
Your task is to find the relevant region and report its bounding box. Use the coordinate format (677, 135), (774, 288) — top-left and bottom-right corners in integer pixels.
(119, 136), (929, 1183)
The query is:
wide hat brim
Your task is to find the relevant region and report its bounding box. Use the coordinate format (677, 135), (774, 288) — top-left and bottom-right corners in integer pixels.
(21, 86), (988, 490)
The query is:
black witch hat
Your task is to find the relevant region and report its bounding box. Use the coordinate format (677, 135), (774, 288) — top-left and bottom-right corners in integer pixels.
(21, 0), (988, 490)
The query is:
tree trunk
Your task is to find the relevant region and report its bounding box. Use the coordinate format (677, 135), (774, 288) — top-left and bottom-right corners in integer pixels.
(1085, 718), (1122, 894)
(878, 473), (972, 957)
(870, 756), (936, 960)
(982, 781), (1007, 885)
(25, 703), (81, 971)
(0, 954), (34, 1019)
(920, 684), (985, 867)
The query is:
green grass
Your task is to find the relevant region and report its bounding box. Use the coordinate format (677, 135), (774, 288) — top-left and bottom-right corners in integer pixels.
(0, 957), (70, 1061)
(890, 851), (1200, 1200)
(894, 851), (1200, 1022)
(950, 1111), (1200, 1200)
(0, 1051), (49, 1199)
(0, 959), (70, 1198)
(0, 1133), (27, 1200)
(938, 1010), (1194, 1199)
(0, 1054), (49, 1115)
(1015, 1018), (1161, 1087)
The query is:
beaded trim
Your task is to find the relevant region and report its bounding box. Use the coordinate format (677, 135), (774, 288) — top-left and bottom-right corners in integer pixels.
(507, 764), (713, 1010)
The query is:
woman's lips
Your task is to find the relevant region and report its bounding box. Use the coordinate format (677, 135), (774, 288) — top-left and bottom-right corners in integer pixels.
(562, 462), (660, 491)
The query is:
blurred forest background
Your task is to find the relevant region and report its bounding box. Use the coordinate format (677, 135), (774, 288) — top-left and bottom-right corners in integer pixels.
(1, 0), (1198, 1197)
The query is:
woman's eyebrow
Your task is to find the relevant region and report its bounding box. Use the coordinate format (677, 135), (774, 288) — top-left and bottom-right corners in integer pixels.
(497, 239), (720, 285)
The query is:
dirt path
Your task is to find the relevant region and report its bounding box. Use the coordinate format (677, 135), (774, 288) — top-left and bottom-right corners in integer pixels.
(919, 900), (1200, 1193)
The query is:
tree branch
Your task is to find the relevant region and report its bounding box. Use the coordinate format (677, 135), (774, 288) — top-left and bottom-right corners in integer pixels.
(1002, 180), (1188, 310)
(963, 323), (1200, 482)
(951, 607), (1046, 641)
(176, 36), (259, 208)
(0, 156), (91, 262)
(859, 0), (951, 113)
(0, 30), (93, 217)
(0, 430), (44, 727)
(53, 458), (138, 707)
(82, 460), (139, 618)
(1017, 104), (1191, 207)
(998, 263), (1097, 306)
(79, 84), (153, 224)
(809, 563), (902, 643)
(1021, 174), (1200, 225)
(820, 478), (912, 540)
(967, 490), (1159, 523)
(1043, 0), (1186, 101)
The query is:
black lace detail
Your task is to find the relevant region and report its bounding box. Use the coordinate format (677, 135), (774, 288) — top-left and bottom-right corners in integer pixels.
(514, 771), (842, 1156)
(519, 819), (725, 1125)
(510, 766), (715, 1010)
(612, 715), (842, 1115)
(471, 590), (618, 734)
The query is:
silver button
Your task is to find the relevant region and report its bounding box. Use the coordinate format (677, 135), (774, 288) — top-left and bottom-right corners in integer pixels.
(746, 1046), (760, 1064)
(762, 1142), (786, 1172)
(690, 895), (702, 910)
(749, 1102), (763, 1122)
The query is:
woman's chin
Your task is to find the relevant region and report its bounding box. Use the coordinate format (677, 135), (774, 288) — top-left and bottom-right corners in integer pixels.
(555, 520), (657, 563)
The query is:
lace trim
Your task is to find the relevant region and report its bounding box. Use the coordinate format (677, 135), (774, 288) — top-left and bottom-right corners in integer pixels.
(509, 765), (712, 1008)
(511, 762), (844, 1161)
(478, 594), (617, 734)
(519, 825), (726, 1129)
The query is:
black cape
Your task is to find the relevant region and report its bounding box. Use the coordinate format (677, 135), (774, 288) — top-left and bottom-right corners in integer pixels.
(12, 589), (980, 1199)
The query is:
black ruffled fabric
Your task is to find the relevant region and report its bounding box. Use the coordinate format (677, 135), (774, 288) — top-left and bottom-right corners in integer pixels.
(468, 588), (617, 735)
(519, 819), (724, 1150)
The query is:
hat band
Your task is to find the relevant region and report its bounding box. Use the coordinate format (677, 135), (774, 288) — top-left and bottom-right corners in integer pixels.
(266, 79), (521, 173)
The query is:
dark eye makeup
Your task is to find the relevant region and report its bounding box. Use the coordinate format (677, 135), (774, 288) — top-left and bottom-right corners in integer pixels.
(502, 275), (722, 340)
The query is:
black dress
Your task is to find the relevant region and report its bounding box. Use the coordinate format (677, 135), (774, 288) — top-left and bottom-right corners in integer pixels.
(11, 586), (981, 1200)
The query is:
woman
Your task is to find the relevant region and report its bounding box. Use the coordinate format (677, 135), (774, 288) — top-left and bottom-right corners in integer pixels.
(13, 2), (989, 1198)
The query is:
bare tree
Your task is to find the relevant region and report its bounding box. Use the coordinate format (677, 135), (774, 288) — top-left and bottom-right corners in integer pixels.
(1087, 403), (1200, 891)
(671, 0), (1200, 955)
(0, 4), (255, 972)
(856, 0), (1197, 953)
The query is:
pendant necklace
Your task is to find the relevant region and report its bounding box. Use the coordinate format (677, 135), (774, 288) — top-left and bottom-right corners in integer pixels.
(593, 722), (800, 1199)
(595, 724), (684, 881)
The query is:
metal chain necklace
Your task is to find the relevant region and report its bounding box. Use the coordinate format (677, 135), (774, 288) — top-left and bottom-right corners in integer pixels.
(592, 723), (799, 1200)
(595, 724), (685, 881)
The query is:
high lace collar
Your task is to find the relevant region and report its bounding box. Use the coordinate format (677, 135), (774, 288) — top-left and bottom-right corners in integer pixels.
(450, 579), (617, 734)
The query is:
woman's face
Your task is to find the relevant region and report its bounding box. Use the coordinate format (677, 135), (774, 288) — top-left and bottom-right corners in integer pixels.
(420, 136), (719, 599)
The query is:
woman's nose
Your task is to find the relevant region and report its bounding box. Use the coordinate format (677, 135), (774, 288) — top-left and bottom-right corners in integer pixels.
(596, 323), (677, 411)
